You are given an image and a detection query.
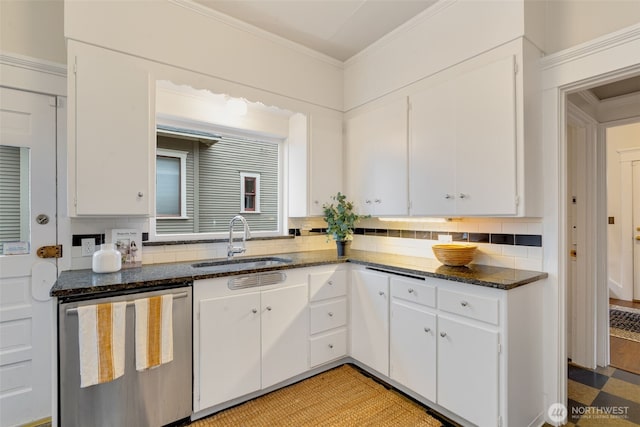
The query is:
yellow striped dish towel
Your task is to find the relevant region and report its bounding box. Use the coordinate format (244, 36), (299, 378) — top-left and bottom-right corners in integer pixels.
(134, 295), (173, 371)
(77, 302), (126, 388)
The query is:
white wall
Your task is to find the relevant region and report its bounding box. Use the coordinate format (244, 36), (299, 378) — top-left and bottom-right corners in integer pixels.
(0, 0), (66, 64)
(544, 0), (640, 54)
(607, 122), (640, 300)
(64, 0), (343, 111)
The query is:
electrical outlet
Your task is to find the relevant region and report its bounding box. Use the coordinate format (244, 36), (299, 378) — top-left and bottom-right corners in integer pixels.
(81, 238), (96, 257)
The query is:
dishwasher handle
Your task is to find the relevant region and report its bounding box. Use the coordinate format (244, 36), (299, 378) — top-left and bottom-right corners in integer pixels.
(65, 291), (189, 315)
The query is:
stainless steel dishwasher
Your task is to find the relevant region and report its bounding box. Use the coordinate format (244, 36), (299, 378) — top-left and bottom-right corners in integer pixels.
(58, 285), (192, 427)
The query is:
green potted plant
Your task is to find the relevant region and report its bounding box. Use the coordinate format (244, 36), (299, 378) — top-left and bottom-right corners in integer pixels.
(322, 192), (368, 256)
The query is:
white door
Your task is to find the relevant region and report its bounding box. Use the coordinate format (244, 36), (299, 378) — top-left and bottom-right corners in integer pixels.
(350, 269), (389, 376)
(0, 88), (58, 426)
(197, 292), (261, 410)
(633, 161), (640, 299)
(261, 283), (309, 389)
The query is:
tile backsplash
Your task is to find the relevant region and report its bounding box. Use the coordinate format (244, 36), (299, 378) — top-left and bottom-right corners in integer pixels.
(69, 217), (543, 271)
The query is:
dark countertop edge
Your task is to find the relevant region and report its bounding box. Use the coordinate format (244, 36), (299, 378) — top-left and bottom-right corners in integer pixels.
(51, 251), (548, 298)
(144, 235), (294, 246)
(345, 260), (548, 290)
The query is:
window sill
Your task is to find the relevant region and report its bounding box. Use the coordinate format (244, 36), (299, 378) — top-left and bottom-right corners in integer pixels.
(157, 216), (191, 220)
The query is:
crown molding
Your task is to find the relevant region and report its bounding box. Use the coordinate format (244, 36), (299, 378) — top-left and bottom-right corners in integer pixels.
(541, 23), (640, 71)
(0, 51), (66, 77)
(168, 0), (343, 69)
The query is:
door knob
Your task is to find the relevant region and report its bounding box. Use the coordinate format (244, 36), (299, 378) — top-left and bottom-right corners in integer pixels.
(636, 236), (640, 241)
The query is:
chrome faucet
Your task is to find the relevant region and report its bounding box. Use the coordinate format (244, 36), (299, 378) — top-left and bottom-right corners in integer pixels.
(227, 215), (251, 258)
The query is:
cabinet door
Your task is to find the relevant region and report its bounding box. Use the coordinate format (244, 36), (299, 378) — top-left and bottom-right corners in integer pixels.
(390, 301), (436, 402)
(345, 98), (408, 216)
(437, 316), (499, 427)
(351, 269), (389, 375)
(261, 283), (309, 389)
(197, 292), (261, 410)
(409, 80), (456, 216)
(308, 112), (343, 216)
(455, 56), (517, 215)
(69, 41), (151, 215)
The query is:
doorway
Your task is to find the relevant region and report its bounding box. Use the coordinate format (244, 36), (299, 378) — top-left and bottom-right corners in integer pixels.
(565, 80), (640, 375)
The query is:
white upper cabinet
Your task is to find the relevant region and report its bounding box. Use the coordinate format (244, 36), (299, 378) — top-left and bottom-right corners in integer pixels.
(410, 55), (517, 216)
(345, 97), (408, 216)
(67, 41), (153, 216)
(409, 38), (542, 217)
(289, 111), (343, 217)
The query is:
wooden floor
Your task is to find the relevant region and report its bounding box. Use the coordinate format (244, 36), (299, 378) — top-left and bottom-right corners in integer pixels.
(609, 298), (640, 375)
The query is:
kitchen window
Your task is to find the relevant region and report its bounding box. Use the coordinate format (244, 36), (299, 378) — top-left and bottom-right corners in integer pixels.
(156, 148), (188, 218)
(155, 128), (280, 237)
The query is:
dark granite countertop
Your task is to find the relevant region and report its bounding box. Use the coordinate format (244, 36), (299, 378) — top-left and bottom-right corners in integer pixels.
(51, 249), (548, 299)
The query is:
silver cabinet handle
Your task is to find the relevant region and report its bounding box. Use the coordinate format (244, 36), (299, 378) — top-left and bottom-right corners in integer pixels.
(252, 308), (257, 314)
(440, 332), (447, 338)
(461, 301), (469, 307)
(266, 306), (272, 311)
(365, 199), (372, 204)
(328, 312), (334, 317)
(408, 288), (414, 294)
(424, 327), (431, 333)
(328, 344), (334, 349)
(378, 291), (385, 296)
(374, 199), (381, 204)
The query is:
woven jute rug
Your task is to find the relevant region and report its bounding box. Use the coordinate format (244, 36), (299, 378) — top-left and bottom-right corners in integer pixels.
(610, 305), (640, 343)
(192, 364), (444, 427)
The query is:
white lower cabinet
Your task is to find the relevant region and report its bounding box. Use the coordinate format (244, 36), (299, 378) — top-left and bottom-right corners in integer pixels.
(350, 269), (390, 376)
(197, 291), (261, 410)
(437, 315), (499, 427)
(194, 272), (309, 412)
(194, 264), (541, 426)
(261, 284), (309, 389)
(390, 301), (437, 402)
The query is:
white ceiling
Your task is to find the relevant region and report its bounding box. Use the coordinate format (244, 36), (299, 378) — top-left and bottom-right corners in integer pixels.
(192, 0), (437, 61)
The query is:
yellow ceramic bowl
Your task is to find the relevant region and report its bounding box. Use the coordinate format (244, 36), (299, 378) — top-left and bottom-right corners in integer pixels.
(432, 244), (477, 266)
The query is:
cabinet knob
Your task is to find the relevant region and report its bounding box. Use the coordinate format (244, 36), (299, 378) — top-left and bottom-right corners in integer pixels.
(327, 280), (333, 286)
(424, 327), (431, 333)
(314, 200), (319, 204)
(408, 288), (414, 294)
(440, 332), (447, 338)
(374, 199), (381, 204)
(444, 194), (453, 199)
(458, 193), (467, 199)
(365, 199), (372, 204)
(378, 291), (385, 296)
(460, 301), (469, 307)
(251, 308), (257, 314)
(137, 192), (144, 198)
(266, 306), (272, 311)
(328, 312), (334, 317)
(328, 344), (334, 349)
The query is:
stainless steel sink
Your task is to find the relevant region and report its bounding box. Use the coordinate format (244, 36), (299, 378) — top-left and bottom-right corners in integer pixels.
(191, 256), (293, 273)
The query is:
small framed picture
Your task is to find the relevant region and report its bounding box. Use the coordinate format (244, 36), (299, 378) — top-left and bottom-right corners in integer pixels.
(110, 229), (142, 268)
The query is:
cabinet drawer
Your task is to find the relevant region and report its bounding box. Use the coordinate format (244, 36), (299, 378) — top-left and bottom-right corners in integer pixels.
(309, 269), (347, 302)
(310, 328), (347, 367)
(391, 277), (435, 308)
(310, 298), (347, 334)
(438, 288), (499, 325)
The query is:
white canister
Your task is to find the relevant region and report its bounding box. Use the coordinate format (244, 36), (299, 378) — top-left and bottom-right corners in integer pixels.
(92, 243), (122, 273)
